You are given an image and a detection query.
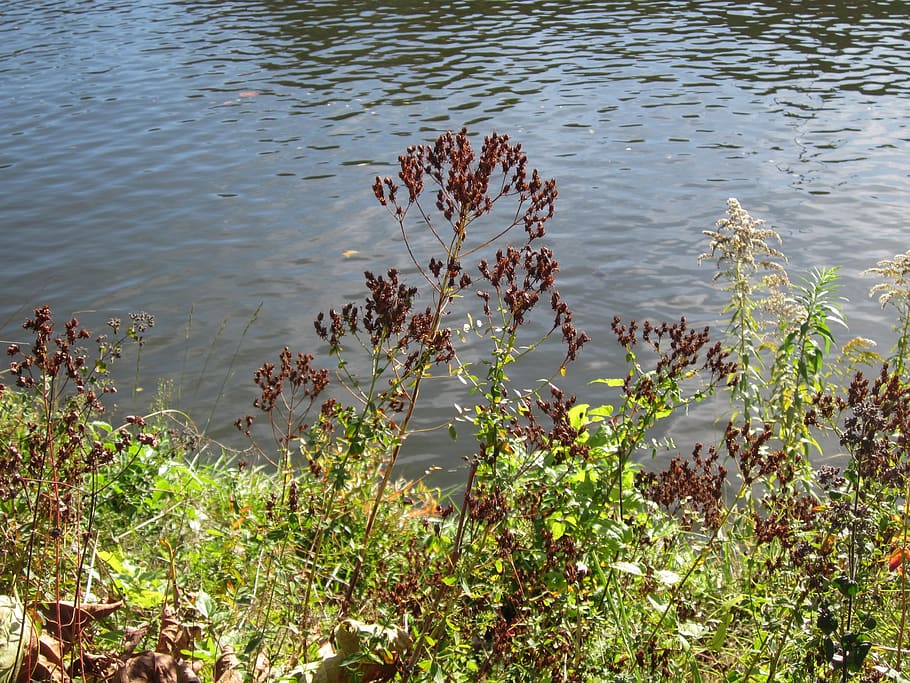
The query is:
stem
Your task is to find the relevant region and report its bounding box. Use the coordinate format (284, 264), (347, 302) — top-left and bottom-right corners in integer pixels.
(645, 483), (746, 649)
(897, 485), (909, 671)
(400, 461), (479, 682)
(342, 212), (469, 613)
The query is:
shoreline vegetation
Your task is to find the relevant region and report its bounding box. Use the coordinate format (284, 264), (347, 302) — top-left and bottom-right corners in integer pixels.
(3, 129), (910, 682)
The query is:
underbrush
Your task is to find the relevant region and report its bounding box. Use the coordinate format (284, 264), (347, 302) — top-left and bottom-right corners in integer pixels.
(3, 129), (910, 682)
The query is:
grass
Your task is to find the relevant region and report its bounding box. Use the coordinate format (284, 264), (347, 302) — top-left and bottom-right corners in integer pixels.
(2, 129), (910, 683)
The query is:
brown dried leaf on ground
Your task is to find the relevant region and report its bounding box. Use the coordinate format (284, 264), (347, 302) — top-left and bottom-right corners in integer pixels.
(301, 619), (411, 683)
(155, 607), (201, 660)
(121, 623), (150, 657)
(35, 630), (67, 683)
(213, 648), (242, 683)
(115, 651), (202, 683)
(116, 652), (179, 683)
(40, 600), (124, 647)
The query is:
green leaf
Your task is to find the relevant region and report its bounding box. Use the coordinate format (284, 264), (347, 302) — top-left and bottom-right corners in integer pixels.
(710, 609), (732, 651)
(194, 590), (213, 619)
(567, 404), (590, 429)
(592, 378), (625, 387)
(834, 576), (860, 598)
(549, 519), (566, 541)
(589, 404), (614, 418)
(817, 608), (838, 636)
(97, 549), (125, 575)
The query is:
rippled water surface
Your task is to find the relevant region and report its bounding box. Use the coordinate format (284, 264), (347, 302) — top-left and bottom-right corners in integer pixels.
(2, 1), (909, 473)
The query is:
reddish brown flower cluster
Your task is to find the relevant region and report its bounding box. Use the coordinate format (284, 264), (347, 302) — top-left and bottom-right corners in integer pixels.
(1, 308), (157, 520)
(534, 386), (589, 464)
(612, 315), (737, 406)
(373, 128), (555, 241)
(8, 305), (91, 393)
(637, 442), (728, 529)
(250, 346), (329, 414)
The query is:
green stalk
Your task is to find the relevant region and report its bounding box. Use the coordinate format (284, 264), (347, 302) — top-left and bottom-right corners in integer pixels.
(897, 484), (909, 671)
(342, 209), (469, 613)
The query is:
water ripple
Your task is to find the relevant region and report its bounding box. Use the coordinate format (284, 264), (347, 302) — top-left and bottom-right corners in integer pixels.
(1, 0), (908, 462)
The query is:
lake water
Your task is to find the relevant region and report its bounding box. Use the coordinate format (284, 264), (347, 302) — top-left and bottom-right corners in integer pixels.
(2, 1), (909, 478)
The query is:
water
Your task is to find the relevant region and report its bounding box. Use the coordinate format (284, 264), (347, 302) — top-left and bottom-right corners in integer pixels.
(2, 1), (909, 478)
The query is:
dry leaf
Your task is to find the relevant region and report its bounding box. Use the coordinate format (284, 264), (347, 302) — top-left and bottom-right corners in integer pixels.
(116, 652), (179, 683)
(40, 600), (123, 648)
(213, 649), (242, 683)
(122, 623), (150, 657)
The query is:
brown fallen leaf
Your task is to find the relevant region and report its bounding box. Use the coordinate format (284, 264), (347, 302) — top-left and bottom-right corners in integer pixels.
(121, 623), (150, 657)
(40, 600), (123, 647)
(37, 630), (66, 678)
(116, 652), (180, 683)
(156, 607), (180, 657)
(301, 620), (411, 683)
(213, 648), (242, 683)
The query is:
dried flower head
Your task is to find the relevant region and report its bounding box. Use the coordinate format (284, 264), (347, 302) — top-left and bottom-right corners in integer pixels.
(699, 198), (787, 290)
(865, 250), (910, 311)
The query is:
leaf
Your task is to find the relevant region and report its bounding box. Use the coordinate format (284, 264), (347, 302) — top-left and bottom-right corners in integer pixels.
(592, 378), (624, 387)
(193, 590), (213, 619)
(710, 608), (732, 651)
(214, 648), (243, 683)
(655, 569), (681, 585)
(116, 652), (180, 683)
(97, 549), (126, 575)
(834, 575), (860, 598)
(588, 404), (614, 418)
(612, 561), (643, 576)
(548, 519), (566, 541)
(40, 600), (123, 648)
(0, 596), (36, 683)
(567, 404), (590, 429)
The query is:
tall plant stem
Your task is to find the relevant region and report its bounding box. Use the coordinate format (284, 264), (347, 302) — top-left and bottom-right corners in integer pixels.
(342, 212), (469, 613)
(897, 482), (909, 671)
(400, 460), (479, 682)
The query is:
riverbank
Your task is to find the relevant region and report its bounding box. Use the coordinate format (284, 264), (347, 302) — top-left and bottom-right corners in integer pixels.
(4, 131), (910, 682)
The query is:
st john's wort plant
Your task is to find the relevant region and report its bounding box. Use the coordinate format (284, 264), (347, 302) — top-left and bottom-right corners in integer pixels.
(235, 128), (590, 671)
(413, 318), (739, 681)
(604, 315), (737, 519)
(0, 306), (160, 672)
(802, 366), (910, 679)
